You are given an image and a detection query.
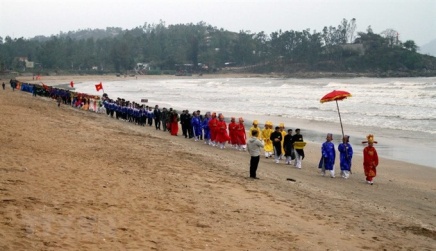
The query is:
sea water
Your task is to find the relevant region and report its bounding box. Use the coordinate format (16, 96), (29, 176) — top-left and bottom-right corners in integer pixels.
(74, 77), (436, 168)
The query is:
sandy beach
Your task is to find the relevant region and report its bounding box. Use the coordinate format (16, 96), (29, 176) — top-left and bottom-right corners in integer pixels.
(0, 75), (435, 250)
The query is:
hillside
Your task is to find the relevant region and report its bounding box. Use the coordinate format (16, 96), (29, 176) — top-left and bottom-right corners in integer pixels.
(421, 39), (436, 57)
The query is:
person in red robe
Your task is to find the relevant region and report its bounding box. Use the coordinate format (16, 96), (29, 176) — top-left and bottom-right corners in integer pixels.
(228, 117), (238, 148)
(208, 112), (218, 146)
(236, 117), (247, 151)
(362, 134), (379, 185)
(170, 111), (179, 136)
(215, 114), (231, 149)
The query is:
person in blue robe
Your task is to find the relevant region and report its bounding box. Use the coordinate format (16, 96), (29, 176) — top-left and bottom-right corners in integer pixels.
(338, 135), (353, 179)
(319, 133), (336, 178)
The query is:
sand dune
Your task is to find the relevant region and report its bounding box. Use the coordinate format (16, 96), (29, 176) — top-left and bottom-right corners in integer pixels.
(0, 77), (435, 250)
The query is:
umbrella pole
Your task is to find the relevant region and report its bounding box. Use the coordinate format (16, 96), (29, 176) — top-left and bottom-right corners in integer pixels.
(336, 100), (345, 139)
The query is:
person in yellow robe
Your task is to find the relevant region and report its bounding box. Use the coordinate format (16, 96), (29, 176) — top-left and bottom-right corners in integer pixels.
(261, 121), (273, 158)
(279, 123), (287, 159)
(249, 120), (262, 140)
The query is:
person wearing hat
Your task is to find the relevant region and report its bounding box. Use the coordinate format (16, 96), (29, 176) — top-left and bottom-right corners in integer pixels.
(261, 121), (274, 158)
(338, 135), (353, 179)
(319, 133), (336, 177)
(249, 120), (261, 140)
(362, 134), (379, 185)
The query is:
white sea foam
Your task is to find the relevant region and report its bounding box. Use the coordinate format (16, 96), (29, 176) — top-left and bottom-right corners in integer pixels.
(75, 76), (436, 167)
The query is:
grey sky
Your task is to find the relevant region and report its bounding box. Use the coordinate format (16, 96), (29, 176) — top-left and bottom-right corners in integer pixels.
(1, 0), (435, 46)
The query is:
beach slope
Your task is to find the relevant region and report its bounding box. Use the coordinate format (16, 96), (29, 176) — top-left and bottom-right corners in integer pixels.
(0, 88), (435, 250)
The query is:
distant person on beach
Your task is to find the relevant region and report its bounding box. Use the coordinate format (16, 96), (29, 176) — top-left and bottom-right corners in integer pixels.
(283, 129), (296, 165)
(202, 112), (211, 145)
(147, 107), (154, 126)
(261, 121), (273, 158)
(319, 133), (336, 177)
(236, 117), (247, 151)
(292, 128), (305, 168)
(247, 130), (264, 179)
(196, 110), (203, 140)
(338, 135), (353, 179)
(153, 105), (161, 130)
(270, 126), (283, 164)
(249, 120), (261, 140)
(191, 111), (202, 141)
(161, 108), (169, 131)
(170, 111), (179, 136)
(2, 82), (5, 90)
(208, 112), (218, 146)
(215, 114), (231, 149)
(362, 134), (379, 185)
(228, 117), (238, 148)
(279, 123), (286, 159)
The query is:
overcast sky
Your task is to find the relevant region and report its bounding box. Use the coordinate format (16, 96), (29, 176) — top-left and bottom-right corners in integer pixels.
(1, 0), (435, 46)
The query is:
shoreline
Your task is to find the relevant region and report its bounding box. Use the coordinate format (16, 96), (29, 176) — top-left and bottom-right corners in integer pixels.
(1, 86), (435, 250)
(13, 74), (436, 168)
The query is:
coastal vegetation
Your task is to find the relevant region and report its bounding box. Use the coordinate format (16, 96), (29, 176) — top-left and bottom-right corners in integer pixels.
(1, 19), (435, 77)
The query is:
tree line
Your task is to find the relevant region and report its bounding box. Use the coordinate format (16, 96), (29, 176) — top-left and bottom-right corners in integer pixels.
(1, 19), (435, 76)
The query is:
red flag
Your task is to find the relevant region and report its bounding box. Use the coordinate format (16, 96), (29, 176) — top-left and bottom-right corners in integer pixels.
(95, 82), (103, 92)
(70, 81), (74, 88)
(42, 83), (49, 90)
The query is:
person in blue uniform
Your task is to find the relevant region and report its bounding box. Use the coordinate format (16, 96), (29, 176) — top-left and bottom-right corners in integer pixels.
(319, 133), (336, 178)
(338, 135), (353, 179)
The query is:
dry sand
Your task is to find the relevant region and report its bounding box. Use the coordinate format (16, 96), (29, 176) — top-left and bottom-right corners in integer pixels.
(0, 75), (435, 250)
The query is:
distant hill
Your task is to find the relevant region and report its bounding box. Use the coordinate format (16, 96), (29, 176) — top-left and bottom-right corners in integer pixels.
(420, 39), (436, 57)
(31, 27), (125, 42)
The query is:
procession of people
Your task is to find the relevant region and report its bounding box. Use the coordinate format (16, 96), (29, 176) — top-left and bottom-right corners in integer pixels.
(9, 79), (379, 185)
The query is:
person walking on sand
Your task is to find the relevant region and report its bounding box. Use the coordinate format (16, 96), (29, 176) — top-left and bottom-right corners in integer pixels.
(247, 130), (264, 179)
(170, 111), (179, 136)
(191, 111), (202, 141)
(270, 126), (283, 164)
(228, 117), (238, 148)
(283, 129), (296, 165)
(153, 105), (162, 130)
(236, 117), (247, 151)
(215, 114), (231, 149)
(2, 82), (5, 90)
(261, 121), (273, 158)
(319, 133), (336, 177)
(292, 128), (305, 168)
(249, 120), (261, 140)
(362, 134), (379, 185)
(202, 112), (211, 145)
(338, 135), (353, 179)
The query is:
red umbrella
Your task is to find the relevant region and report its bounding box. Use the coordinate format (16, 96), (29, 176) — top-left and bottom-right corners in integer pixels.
(320, 90), (352, 138)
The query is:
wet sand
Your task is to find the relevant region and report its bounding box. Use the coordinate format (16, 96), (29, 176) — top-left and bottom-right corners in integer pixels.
(0, 75), (435, 250)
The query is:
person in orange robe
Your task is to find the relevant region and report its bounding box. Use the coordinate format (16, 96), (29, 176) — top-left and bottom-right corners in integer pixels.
(362, 134), (379, 185)
(215, 114), (231, 149)
(236, 117), (247, 151)
(170, 111), (179, 136)
(208, 112), (218, 146)
(228, 117), (238, 148)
